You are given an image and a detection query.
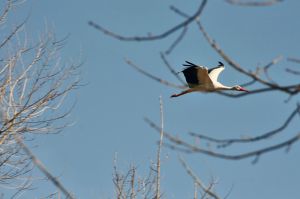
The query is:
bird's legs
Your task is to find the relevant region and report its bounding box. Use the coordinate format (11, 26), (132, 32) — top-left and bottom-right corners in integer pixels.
(170, 89), (193, 98)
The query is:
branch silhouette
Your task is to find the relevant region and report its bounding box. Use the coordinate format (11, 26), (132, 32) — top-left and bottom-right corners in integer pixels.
(189, 104), (300, 148)
(88, 0), (207, 42)
(145, 118), (300, 163)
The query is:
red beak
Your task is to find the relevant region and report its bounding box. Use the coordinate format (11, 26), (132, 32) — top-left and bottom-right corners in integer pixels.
(239, 87), (249, 92)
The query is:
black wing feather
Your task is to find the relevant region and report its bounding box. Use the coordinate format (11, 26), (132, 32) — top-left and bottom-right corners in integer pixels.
(181, 61), (200, 87)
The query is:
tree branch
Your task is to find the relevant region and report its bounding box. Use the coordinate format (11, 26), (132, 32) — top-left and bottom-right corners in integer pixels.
(189, 104), (300, 148)
(88, 0), (207, 42)
(145, 118), (300, 162)
(125, 58), (185, 89)
(225, 0), (284, 7)
(179, 156), (221, 199)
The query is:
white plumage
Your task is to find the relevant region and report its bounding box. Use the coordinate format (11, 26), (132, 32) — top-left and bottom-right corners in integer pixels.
(171, 61), (249, 98)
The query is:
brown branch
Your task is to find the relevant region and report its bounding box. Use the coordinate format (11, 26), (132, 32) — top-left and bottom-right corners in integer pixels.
(164, 26), (188, 55)
(88, 0), (207, 41)
(178, 156), (221, 199)
(189, 104), (300, 147)
(225, 0), (283, 6)
(0, 20), (25, 49)
(125, 58), (185, 89)
(160, 53), (186, 85)
(145, 118), (300, 161)
(169, 5), (190, 18)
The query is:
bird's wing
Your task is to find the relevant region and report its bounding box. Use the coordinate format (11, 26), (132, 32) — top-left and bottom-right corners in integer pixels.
(182, 61), (213, 88)
(208, 62), (225, 82)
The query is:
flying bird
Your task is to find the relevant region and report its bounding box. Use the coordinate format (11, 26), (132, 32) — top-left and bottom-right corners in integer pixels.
(171, 61), (249, 98)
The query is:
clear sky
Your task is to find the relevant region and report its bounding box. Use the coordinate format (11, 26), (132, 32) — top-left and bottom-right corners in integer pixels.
(4, 0), (300, 198)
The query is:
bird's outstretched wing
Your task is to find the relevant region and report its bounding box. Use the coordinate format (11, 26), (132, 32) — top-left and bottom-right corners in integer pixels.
(208, 62), (225, 82)
(182, 61), (213, 88)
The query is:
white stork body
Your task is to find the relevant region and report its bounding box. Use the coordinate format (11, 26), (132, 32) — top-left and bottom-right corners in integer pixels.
(171, 61), (248, 98)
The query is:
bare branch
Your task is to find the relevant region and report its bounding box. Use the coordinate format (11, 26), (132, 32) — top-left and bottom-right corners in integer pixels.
(0, 21), (26, 49)
(189, 104), (300, 147)
(145, 118), (300, 161)
(125, 58), (185, 89)
(169, 5), (190, 18)
(164, 26), (188, 55)
(225, 0), (283, 7)
(286, 68), (300, 76)
(112, 153), (159, 199)
(263, 55), (283, 83)
(178, 156), (220, 199)
(155, 96), (164, 199)
(88, 0), (207, 42)
(160, 53), (186, 85)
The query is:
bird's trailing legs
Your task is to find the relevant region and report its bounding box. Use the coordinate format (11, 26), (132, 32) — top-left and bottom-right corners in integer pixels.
(170, 89), (193, 98)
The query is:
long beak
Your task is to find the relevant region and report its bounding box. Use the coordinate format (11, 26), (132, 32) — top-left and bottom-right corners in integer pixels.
(240, 87), (249, 92)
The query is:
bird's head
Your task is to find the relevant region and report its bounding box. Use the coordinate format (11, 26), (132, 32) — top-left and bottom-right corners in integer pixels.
(233, 85), (249, 92)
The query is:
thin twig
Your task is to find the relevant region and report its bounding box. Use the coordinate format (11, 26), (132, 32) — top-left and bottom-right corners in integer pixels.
(125, 58), (185, 89)
(225, 0), (283, 7)
(286, 68), (300, 75)
(164, 26), (188, 55)
(160, 52), (186, 85)
(0, 20), (26, 49)
(169, 5), (190, 18)
(178, 156), (221, 199)
(155, 96), (164, 199)
(263, 55), (283, 83)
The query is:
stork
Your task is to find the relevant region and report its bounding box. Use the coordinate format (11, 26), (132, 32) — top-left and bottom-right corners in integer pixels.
(171, 61), (249, 98)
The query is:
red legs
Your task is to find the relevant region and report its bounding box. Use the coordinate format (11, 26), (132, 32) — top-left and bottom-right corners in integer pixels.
(170, 89), (194, 98)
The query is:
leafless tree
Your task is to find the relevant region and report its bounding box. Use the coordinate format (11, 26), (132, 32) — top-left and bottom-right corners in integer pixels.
(0, 0), (79, 197)
(112, 154), (158, 199)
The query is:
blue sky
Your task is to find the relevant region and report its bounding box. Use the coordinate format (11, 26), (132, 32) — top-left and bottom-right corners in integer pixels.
(4, 0), (300, 198)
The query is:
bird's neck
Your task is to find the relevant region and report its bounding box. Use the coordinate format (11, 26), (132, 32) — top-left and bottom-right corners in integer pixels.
(223, 86), (234, 90)
(216, 83), (234, 90)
